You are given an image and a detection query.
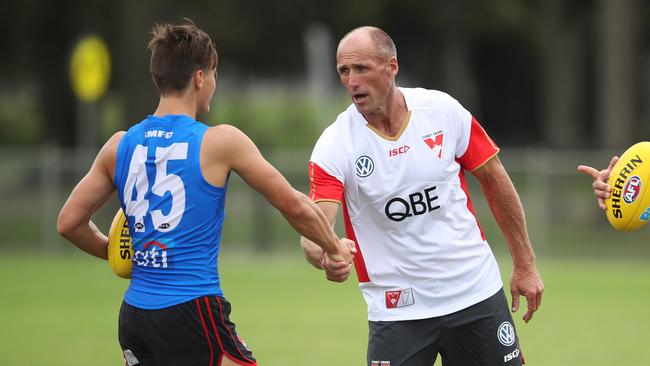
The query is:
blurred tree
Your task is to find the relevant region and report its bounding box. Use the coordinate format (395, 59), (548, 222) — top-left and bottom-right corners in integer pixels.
(596, 0), (638, 148)
(111, 0), (159, 128)
(1, 0), (649, 148)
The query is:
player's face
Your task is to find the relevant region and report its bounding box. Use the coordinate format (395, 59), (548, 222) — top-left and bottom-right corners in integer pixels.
(197, 66), (217, 114)
(336, 40), (395, 116)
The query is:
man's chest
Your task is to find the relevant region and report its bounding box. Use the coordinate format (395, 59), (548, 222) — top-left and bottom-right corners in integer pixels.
(347, 117), (460, 199)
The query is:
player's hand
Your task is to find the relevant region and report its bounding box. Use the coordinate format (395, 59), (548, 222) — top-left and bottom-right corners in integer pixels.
(322, 238), (356, 282)
(326, 238), (356, 264)
(577, 156), (619, 210)
(510, 265), (544, 323)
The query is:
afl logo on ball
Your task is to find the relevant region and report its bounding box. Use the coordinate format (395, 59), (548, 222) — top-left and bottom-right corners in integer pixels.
(497, 321), (516, 346)
(623, 176), (642, 204)
(355, 155), (375, 178)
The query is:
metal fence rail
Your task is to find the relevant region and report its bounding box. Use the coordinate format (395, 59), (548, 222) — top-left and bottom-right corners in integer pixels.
(1, 146), (648, 259)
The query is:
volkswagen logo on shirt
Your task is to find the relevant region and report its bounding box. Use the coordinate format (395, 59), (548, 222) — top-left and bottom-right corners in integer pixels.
(355, 155), (375, 177)
(497, 321), (516, 346)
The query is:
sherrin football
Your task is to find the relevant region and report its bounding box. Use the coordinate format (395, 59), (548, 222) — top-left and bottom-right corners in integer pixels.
(107, 208), (133, 278)
(605, 141), (650, 231)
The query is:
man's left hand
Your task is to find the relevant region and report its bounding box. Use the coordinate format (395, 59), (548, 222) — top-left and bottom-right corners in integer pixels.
(510, 266), (544, 323)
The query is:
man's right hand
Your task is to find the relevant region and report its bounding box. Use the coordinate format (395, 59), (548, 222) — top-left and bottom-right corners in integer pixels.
(322, 238), (356, 282)
(577, 156), (619, 210)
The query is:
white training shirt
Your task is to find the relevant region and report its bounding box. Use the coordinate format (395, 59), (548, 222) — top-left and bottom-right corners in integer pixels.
(309, 87), (504, 321)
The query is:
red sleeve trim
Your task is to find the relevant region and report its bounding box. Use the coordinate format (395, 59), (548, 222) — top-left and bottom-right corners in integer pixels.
(457, 117), (500, 171)
(341, 197), (370, 283)
(308, 161), (344, 202)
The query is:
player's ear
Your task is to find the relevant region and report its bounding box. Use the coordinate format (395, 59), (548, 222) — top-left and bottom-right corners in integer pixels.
(388, 56), (398, 78)
(193, 69), (204, 90)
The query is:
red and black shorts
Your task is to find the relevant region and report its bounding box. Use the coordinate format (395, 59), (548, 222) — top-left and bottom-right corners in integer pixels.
(118, 296), (256, 366)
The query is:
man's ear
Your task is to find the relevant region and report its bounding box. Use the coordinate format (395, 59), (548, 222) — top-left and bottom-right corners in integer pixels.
(388, 57), (399, 78)
(194, 69), (204, 90)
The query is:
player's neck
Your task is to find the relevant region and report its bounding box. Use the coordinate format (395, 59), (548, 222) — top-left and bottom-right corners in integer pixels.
(153, 93), (197, 120)
(364, 88), (407, 137)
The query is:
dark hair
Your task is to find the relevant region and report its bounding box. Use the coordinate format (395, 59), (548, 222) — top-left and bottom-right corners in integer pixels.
(148, 19), (218, 95)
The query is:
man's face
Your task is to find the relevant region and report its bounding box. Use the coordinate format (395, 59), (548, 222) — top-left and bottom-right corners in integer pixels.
(336, 36), (395, 116)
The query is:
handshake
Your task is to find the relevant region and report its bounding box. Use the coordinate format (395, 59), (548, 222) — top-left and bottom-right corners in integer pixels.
(320, 238), (357, 283)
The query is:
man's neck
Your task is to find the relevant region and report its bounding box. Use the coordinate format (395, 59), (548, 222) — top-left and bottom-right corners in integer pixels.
(364, 88), (407, 137)
(153, 94), (197, 120)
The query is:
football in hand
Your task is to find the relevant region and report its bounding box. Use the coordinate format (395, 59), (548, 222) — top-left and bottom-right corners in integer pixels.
(108, 208), (133, 278)
(605, 141), (650, 231)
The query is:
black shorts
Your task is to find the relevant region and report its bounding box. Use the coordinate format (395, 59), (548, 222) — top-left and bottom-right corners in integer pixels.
(367, 289), (523, 366)
(118, 296), (256, 366)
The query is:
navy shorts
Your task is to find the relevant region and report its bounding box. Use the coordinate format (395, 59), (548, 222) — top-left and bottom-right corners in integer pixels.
(118, 296), (256, 366)
(367, 289), (523, 366)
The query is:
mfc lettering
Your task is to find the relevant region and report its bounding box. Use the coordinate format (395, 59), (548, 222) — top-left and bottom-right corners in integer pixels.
(385, 186), (440, 222)
(144, 130), (174, 139)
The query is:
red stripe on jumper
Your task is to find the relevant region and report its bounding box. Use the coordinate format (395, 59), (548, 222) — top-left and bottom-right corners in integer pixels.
(342, 197), (370, 282)
(457, 167), (486, 241)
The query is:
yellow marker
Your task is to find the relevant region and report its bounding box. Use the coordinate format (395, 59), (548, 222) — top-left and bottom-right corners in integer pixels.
(69, 35), (111, 102)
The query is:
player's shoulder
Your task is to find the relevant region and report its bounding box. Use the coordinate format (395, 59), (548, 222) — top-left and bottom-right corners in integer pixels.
(310, 108), (358, 165)
(205, 123), (257, 143)
(320, 104), (359, 139)
(103, 131), (126, 155)
(205, 123), (244, 138)
(98, 131), (127, 174)
(203, 123), (254, 153)
(401, 87), (459, 110)
(109, 130), (126, 143)
(315, 116), (350, 152)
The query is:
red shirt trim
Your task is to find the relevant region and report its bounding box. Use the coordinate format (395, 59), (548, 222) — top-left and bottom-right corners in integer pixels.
(308, 161), (370, 282)
(309, 161), (344, 202)
(458, 117), (500, 171)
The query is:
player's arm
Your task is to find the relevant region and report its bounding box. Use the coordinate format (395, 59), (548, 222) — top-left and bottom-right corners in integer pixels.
(577, 156), (619, 210)
(57, 132), (124, 259)
(300, 201), (338, 269)
(206, 125), (352, 263)
(299, 201), (355, 282)
(471, 155), (544, 323)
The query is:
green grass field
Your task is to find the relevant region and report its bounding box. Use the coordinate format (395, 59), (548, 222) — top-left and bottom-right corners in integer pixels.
(1, 251), (649, 366)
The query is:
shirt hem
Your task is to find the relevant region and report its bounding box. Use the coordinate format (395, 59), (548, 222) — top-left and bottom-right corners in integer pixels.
(124, 291), (223, 310)
(365, 282), (503, 322)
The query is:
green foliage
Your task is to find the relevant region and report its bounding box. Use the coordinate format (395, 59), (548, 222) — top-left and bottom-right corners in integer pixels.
(209, 89), (349, 149)
(0, 86), (42, 144)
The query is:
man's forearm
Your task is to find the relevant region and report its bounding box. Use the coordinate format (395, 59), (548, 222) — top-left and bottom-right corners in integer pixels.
(59, 219), (108, 260)
(300, 236), (325, 269)
(285, 193), (341, 256)
(479, 164), (536, 268)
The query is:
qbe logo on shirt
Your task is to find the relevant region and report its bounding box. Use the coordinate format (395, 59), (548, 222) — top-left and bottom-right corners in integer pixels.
(355, 155), (375, 177)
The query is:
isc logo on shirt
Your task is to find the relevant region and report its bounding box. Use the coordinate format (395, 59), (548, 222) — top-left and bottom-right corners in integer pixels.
(388, 145), (410, 157)
(385, 288), (415, 309)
